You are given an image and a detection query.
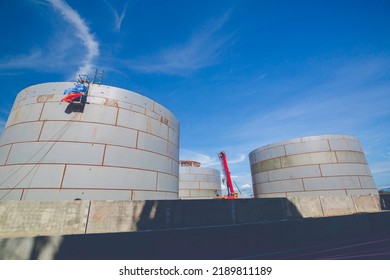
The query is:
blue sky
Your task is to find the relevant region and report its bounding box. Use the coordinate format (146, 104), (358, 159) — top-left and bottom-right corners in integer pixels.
(0, 0), (389, 194)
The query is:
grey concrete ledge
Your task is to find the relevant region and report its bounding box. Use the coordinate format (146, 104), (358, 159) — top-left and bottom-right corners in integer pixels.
(0, 195), (382, 238)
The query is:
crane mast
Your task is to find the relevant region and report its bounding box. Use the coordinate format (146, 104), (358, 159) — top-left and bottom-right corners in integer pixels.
(218, 151), (238, 199)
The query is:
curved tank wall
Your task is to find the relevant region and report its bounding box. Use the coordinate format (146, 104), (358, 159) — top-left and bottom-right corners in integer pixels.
(179, 161), (221, 199)
(0, 82), (180, 201)
(249, 135), (378, 198)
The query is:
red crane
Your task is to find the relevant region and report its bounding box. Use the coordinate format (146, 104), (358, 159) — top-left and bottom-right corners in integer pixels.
(218, 151), (238, 199)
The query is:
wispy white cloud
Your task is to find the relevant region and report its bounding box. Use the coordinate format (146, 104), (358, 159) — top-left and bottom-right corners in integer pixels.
(220, 179), (253, 198)
(0, 0), (99, 79)
(239, 184), (252, 189)
(47, 0), (99, 76)
(226, 55), (390, 189)
(371, 161), (390, 175)
(180, 149), (245, 167)
(105, 1), (128, 32)
(370, 159), (390, 188)
(177, 56), (390, 192)
(228, 153), (246, 164)
(235, 55), (390, 143)
(236, 184), (254, 198)
(372, 166), (390, 189)
(127, 12), (232, 75)
(180, 149), (220, 167)
(0, 50), (43, 70)
(0, 108), (8, 132)
(0, 116), (6, 128)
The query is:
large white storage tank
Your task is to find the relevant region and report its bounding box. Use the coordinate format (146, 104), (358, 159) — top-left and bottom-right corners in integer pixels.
(179, 160), (221, 199)
(249, 135), (378, 198)
(0, 82), (180, 201)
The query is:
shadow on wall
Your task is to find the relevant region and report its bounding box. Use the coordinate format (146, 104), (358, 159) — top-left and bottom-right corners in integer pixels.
(54, 198), (304, 260)
(64, 103), (85, 114)
(52, 209), (390, 260)
(131, 198), (306, 233)
(1, 198), (303, 259)
(0, 236), (63, 260)
(2, 198), (390, 260)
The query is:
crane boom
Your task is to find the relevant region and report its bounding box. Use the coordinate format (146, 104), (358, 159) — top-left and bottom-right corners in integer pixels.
(218, 151), (238, 199)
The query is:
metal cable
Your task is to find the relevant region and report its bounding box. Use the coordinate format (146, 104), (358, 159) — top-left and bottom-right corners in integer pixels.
(0, 113), (79, 200)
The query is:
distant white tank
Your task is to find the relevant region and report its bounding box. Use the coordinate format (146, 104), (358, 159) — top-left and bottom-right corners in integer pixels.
(249, 135), (378, 198)
(179, 160), (221, 199)
(0, 82), (179, 201)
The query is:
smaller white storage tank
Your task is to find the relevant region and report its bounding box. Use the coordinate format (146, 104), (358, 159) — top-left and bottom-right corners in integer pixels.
(249, 135), (378, 198)
(179, 160), (221, 199)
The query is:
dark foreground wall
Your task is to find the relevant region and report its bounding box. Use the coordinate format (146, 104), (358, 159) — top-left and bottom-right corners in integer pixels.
(0, 196), (381, 239)
(380, 193), (390, 210)
(2, 211), (390, 260)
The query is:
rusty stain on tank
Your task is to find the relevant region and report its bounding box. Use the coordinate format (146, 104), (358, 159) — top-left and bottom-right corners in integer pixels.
(104, 99), (119, 107)
(160, 116), (169, 125)
(12, 108), (21, 123)
(0, 82), (180, 201)
(37, 94), (55, 103)
(180, 160), (201, 167)
(147, 120), (152, 133)
(92, 127), (98, 138)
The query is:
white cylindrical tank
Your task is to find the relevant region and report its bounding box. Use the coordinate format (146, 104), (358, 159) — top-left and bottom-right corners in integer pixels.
(0, 82), (180, 201)
(179, 160), (221, 199)
(249, 135), (378, 198)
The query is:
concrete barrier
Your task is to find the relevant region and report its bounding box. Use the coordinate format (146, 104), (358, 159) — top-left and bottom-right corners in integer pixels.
(2, 211), (390, 260)
(0, 195), (382, 238)
(0, 201), (89, 238)
(320, 196), (356, 216)
(288, 197), (324, 217)
(353, 195), (381, 212)
(86, 200), (145, 234)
